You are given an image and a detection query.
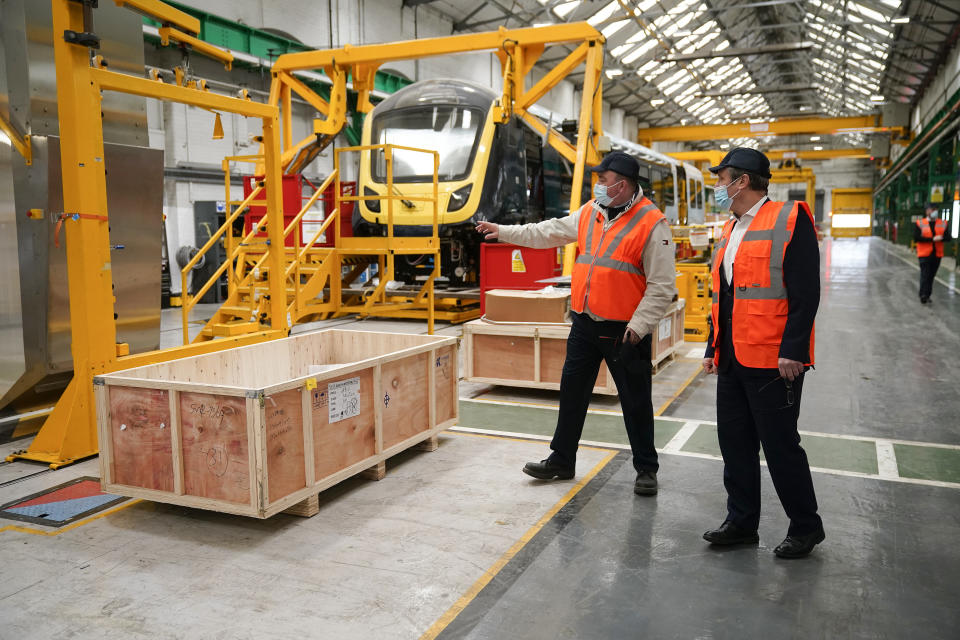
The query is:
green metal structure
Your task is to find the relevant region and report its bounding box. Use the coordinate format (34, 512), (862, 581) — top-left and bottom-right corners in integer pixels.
(874, 88), (960, 259)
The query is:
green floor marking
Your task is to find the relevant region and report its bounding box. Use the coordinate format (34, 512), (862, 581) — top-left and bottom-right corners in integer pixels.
(457, 401), (682, 448)
(801, 435), (878, 475)
(681, 424), (722, 456)
(681, 425), (879, 475)
(894, 444), (960, 484)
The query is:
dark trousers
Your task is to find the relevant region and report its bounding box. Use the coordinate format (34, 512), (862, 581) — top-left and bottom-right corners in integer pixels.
(549, 312), (658, 474)
(716, 361), (822, 537)
(918, 256), (941, 300)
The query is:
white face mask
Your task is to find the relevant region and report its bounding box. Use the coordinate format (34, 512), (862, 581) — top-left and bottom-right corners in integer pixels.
(929, 211), (939, 219)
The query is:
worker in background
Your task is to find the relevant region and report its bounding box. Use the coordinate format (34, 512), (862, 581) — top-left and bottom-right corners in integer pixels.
(475, 151), (676, 496)
(700, 147), (824, 559)
(915, 202), (952, 304)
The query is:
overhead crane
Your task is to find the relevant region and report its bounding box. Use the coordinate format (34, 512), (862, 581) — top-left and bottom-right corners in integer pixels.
(639, 115), (907, 146)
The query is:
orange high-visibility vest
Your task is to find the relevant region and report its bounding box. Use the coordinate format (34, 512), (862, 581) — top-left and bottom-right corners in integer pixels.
(571, 196), (666, 322)
(710, 200), (816, 369)
(916, 218), (948, 257)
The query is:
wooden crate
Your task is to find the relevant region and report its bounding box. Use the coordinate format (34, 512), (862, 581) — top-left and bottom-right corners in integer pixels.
(94, 329), (458, 518)
(464, 300), (686, 393)
(463, 321), (618, 395)
(651, 299), (686, 369)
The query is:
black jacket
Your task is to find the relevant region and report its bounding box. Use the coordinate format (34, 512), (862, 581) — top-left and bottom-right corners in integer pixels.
(704, 207), (819, 366)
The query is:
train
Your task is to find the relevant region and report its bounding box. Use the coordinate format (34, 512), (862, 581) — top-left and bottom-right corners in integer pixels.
(353, 78), (705, 286)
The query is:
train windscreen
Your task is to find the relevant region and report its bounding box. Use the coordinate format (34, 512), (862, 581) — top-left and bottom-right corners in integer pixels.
(371, 106), (485, 182)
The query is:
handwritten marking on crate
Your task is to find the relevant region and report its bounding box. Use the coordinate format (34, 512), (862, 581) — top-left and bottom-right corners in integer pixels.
(329, 377), (361, 423)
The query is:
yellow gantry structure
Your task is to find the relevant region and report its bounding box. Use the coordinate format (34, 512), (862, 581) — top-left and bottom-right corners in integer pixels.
(8, 0), (289, 468)
(267, 23), (605, 273)
(640, 116), (905, 146)
(10, 4), (607, 467)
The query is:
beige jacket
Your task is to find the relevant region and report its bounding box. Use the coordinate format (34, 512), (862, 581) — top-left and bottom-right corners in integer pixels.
(497, 203), (677, 338)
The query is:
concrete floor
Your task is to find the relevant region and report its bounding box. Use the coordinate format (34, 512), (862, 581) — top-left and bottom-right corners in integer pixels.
(1, 236), (958, 639)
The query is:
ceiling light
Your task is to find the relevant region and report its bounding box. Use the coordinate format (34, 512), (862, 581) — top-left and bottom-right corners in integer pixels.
(651, 99), (665, 106)
(533, 22), (554, 28)
(813, 146), (823, 151)
(891, 16), (909, 24)
(605, 69), (623, 78)
(870, 95), (885, 102)
(810, 136), (821, 141)
(720, 143), (730, 149)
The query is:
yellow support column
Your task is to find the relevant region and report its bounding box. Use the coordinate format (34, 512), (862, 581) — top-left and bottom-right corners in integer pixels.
(9, 0), (115, 467)
(260, 115), (289, 333)
(563, 40), (603, 274)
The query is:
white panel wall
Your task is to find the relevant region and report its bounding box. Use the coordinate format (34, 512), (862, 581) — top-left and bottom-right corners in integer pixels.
(912, 39), (960, 134)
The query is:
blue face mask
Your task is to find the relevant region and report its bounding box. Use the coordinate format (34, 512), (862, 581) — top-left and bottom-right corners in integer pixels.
(593, 180), (623, 207)
(714, 178), (743, 211)
(929, 211), (939, 219)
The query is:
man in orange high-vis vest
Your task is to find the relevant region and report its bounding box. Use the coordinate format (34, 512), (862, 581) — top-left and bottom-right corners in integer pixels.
(699, 147), (825, 559)
(476, 152), (676, 496)
(914, 202), (952, 304)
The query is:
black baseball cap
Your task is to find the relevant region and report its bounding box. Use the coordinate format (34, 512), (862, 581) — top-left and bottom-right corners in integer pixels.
(925, 202), (938, 210)
(708, 147), (772, 179)
(590, 151), (640, 179)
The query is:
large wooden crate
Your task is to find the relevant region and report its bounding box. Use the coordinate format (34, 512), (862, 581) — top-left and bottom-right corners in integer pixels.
(94, 330), (458, 518)
(463, 321), (618, 395)
(463, 299), (686, 394)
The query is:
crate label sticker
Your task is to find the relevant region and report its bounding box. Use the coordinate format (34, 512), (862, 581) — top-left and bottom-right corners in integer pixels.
(511, 249), (526, 273)
(329, 377), (360, 423)
(658, 317), (672, 341)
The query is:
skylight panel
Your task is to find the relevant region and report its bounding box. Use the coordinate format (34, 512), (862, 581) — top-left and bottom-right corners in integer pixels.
(636, 59), (659, 75)
(622, 39), (658, 64)
(612, 43), (636, 58)
(587, 1), (620, 26)
(553, 1), (580, 18)
(850, 2), (887, 22)
(636, 0), (658, 12)
(879, 0), (901, 7)
(602, 19), (630, 38)
(676, 93), (697, 107)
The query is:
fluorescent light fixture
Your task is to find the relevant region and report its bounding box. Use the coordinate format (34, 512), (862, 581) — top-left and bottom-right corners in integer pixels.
(0, 131), (10, 146)
(813, 146), (823, 151)
(720, 143), (730, 149)
(810, 136), (821, 141)
(533, 22), (554, 27)
(870, 95), (885, 101)
(651, 99), (665, 106)
(891, 16), (909, 24)
(605, 68), (624, 78)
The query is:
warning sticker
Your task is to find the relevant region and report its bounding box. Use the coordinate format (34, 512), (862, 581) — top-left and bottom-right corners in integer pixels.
(328, 377), (361, 423)
(511, 249), (526, 273)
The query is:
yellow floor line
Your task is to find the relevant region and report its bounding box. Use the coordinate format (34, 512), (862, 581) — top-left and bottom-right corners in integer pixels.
(419, 449), (618, 640)
(655, 366), (703, 416)
(0, 499), (142, 537)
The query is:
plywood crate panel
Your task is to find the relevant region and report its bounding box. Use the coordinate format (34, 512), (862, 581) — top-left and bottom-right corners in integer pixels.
(95, 329), (458, 518)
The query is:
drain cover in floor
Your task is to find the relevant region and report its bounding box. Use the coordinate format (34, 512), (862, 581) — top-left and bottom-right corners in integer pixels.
(0, 476), (127, 527)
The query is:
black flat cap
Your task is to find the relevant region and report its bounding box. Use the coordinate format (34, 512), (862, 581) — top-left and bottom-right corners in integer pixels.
(590, 151), (640, 179)
(708, 147), (772, 179)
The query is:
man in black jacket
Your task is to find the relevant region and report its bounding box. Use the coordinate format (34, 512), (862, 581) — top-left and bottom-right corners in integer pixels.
(701, 148), (824, 559)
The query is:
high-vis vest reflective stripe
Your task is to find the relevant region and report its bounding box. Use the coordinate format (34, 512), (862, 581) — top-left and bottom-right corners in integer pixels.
(710, 200), (815, 369)
(571, 196), (666, 322)
(916, 218), (948, 257)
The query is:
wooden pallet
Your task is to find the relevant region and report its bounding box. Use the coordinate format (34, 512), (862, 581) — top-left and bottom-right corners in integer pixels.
(94, 330), (458, 519)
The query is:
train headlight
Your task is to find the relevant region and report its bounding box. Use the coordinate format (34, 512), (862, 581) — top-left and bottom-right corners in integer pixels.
(448, 184), (472, 212)
(364, 186), (381, 213)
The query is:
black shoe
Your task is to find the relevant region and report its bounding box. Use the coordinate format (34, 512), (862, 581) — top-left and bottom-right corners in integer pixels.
(523, 458), (574, 480)
(703, 521), (760, 545)
(774, 529), (825, 558)
(634, 470), (658, 495)
(921, 296), (930, 304)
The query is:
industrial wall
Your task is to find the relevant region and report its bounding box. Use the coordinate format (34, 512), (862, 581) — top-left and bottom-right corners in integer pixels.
(912, 39), (960, 135)
(156, 0), (632, 292)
